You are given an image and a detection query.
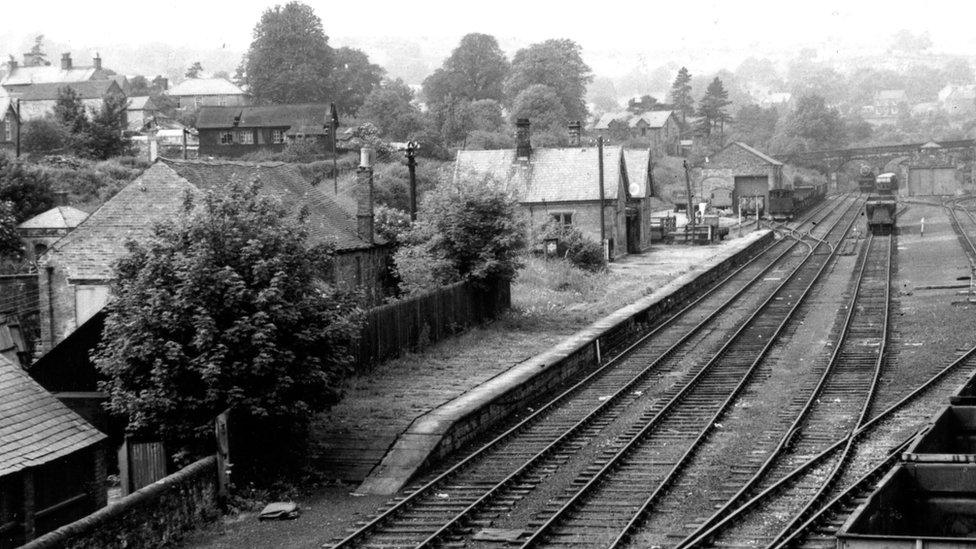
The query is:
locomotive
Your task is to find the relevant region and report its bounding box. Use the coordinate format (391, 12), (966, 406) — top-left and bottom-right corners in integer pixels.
(768, 179), (827, 221)
(857, 166), (876, 193)
(865, 172), (898, 234)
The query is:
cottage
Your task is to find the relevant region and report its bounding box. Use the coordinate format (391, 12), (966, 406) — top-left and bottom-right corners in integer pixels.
(699, 141), (784, 215)
(590, 110), (680, 156)
(164, 77), (250, 109)
(455, 120), (650, 258)
(1, 53), (120, 92)
(37, 158), (391, 350)
(196, 103), (335, 157)
(14, 80), (125, 122)
(125, 95), (158, 131)
(0, 354), (107, 547)
(0, 93), (19, 152)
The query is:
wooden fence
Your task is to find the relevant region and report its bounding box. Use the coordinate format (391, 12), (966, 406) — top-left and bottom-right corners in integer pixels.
(357, 278), (511, 367)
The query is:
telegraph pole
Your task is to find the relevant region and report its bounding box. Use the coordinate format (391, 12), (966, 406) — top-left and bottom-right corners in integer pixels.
(330, 103), (339, 194)
(598, 136), (607, 259)
(405, 141), (419, 221)
(14, 99), (21, 159)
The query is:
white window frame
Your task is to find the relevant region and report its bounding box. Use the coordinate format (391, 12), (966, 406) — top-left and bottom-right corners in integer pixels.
(271, 129), (285, 144)
(551, 212), (574, 227)
(237, 130), (254, 145)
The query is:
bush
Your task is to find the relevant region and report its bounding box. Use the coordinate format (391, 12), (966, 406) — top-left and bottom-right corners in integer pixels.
(0, 154), (55, 221)
(373, 205), (412, 244)
(22, 118), (69, 155)
(538, 221), (607, 272)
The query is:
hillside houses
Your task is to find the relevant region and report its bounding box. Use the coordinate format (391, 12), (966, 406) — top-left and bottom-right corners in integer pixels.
(164, 77), (250, 109)
(14, 80), (125, 122)
(455, 120), (656, 259)
(590, 110), (681, 156)
(37, 158), (391, 350)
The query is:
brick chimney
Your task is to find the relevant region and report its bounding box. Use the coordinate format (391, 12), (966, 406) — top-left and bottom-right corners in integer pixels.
(6, 57), (16, 73)
(356, 147), (375, 244)
(568, 121), (582, 146)
(516, 118), (531, 159)
(60, 53), (72, 70)
(93, 53), (102, 70)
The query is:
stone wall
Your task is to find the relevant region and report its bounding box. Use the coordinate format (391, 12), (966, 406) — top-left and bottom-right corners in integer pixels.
(524, 201), (629, 259)
(20, 456), (218, 549)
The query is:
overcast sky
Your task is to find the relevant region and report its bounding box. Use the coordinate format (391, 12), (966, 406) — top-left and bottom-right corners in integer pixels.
(4, 0), (976, 75)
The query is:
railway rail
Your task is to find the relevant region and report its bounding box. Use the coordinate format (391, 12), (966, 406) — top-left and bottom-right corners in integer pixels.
(329, 198), (858, 549)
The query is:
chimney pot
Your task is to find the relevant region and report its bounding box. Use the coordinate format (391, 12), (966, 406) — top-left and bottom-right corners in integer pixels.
(356, 147), (375, 244)
(516, 118), (531, 159)
(60, 52), (71, 70)
(568, 121), (582, 147)
(93, 53), (102, 70)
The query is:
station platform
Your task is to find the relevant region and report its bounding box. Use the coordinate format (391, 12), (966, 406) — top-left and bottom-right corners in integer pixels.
(314, 229), (774, 496)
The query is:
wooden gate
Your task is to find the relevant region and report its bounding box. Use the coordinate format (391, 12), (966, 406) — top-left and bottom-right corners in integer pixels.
(118, 439), (167, 495)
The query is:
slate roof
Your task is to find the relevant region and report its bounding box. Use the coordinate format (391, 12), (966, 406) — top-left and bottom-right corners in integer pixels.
(725, 141), (783, 166)
(0, 354), (105, 478)
(454, 146), (626, 202)
(592, 111), (630, 130)
(1, 65), (99, 87)
(17, 206), (88, 230)
(165, 78), (247, 97)
(46, 159), (380, 280)
(127, 96), (155, 110)
(16, 80), (122, 101)
(196, 103), (329, 130)
(630, 110), (674, 128)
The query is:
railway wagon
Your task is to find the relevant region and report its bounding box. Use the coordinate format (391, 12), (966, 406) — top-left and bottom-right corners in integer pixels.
(768, 180), (826, 221)
(865, 195), (897, 233)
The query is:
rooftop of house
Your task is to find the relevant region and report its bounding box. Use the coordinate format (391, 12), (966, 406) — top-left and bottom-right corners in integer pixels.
(127, 95), (155, 111)
(17, 206), (89, 230)
(14, 79), (123, 102)
(1, 64), (109, 88)
(877, 89), (908, 102)
(454, 145), (629, 202)
(44, 158), (383, 280)
(0, 354), (106, 478)
(165, 77), (247, 97)
(591, 110), (674, 130)
(196, 103), (331, 130)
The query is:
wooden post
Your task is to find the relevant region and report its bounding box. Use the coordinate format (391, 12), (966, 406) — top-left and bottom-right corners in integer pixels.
(182, 128), (188, 160)
(22, 470), (35, 542)
(14, 99), (21, 159)
(598, 136), (607, 259)
(683, 160), (695, 237)
(215, 409), (231, 503)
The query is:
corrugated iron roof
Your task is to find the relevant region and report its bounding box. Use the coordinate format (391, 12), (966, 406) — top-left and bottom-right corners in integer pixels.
(455, 146), (626, 202)
(46, 159), (381, 280)
(165, 78), (247, 97)
(17, 206), (89, 230)
(0, 354), (106, 478)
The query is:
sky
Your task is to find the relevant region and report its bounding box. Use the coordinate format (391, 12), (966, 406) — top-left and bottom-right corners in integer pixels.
(4, 0), (976, 76)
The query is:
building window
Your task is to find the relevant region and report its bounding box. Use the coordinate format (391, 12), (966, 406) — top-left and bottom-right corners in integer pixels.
(551, 212), (573, 227)
(271, 129), (285, 144)
(236, 130), (254, 145)
(219, 131), (234, 145)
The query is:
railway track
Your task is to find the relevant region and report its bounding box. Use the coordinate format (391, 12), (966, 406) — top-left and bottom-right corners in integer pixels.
(675, 230), (892, 548)
(509, 200), (863, 549)
(328, 199), (857, 549)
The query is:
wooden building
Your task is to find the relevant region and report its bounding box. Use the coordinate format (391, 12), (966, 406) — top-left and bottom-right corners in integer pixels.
(195, 103), (333, 158)
(0, 355), (106, 548)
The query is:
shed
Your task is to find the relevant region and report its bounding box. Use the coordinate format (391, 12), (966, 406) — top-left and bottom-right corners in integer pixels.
(0, 354), (106, 546)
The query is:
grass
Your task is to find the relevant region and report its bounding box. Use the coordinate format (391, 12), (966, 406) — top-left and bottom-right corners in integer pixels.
(510, 256), (623, 329)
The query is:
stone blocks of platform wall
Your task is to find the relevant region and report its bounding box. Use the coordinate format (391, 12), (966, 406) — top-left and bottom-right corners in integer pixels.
(20, 456), (218, 549)
(422, 231), (774, 467)
(358, 278), (511, 368)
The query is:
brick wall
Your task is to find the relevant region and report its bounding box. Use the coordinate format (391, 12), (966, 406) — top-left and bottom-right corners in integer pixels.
(37, 266), (81, 352)
(20, 456), (218, 549)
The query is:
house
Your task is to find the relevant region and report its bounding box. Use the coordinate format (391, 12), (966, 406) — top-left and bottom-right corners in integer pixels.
(15, 80), (125, 122)
(1, 53), (119, 92)
(125, 95), (157, 131)
(164, 77), (250, 109)
(589, 110), (680, 156)
(16, 204), (88, 262)
(455, 120), (649, 258)
(37, 158), (390, 349)
(0, 92), (19, 152)
(698, 141), (784, 215)
(196, 103), (334, 157)
(0, 354), (107, 546)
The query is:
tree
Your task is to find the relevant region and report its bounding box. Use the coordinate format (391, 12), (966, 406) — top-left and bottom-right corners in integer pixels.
(243, 1), (335, 104)
(732, 104), (779, 150)
(0, 201), (19, 257)
(670, 67), (695, 121)
(466, 99), (505, 133)
(185, 61), (204, 79)
(358, 79), (425, 140)
(505, 39), (591, 122)
(93, 179), (362, 446)
(54, 87), (89, 136)
(394, 175), (525, 295)
(0, 154), (55, 221)
(22, 118), (68, 154)
(771, 94), (846, 153)
(129, 75), (151, 96)
(151, 75), (170, 94)
(423, 33), (509, 106)
(945, 58), (974, 85)
(85, 94), (132, 160)
(697, 77), (732, 140)
(510, 84), (568, 134)
(627, 94), (659, 114)
(889, 29), (932, 53)
(332, 47), (385, 115)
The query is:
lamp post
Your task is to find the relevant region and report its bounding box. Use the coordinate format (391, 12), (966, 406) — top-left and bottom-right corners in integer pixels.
(405, 141), (419, 221)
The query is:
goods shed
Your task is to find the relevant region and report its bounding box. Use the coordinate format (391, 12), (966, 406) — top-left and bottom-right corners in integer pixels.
(699, 142), (784, 215)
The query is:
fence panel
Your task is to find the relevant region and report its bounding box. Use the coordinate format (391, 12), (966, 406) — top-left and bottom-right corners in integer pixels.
(355, 279), (509, 369)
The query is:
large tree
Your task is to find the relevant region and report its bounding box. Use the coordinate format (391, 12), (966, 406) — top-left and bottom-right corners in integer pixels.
(732, 104), (779, 150)
(670, 67), (695, 121)
(771, 94), (846, 154)
(423, 33), (510, 106)
(358, 79), (425, 140)
(696, 77), (732, 140)
(93, 179), (362, 444)
(243, 1), (335, 104)
(332, 47), (385, 115)
(85, 94), (132, 160)
(0, 154), (55, 222)
(505, 39), (591, 122)
(185, 61), (204, 79)
(510, 84), (567, 134)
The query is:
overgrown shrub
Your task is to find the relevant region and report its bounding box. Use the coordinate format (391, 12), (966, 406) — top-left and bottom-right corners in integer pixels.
(22, 118), (68, 155)
(538, 221), (607, 272)
(373, 205), (412, 244)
